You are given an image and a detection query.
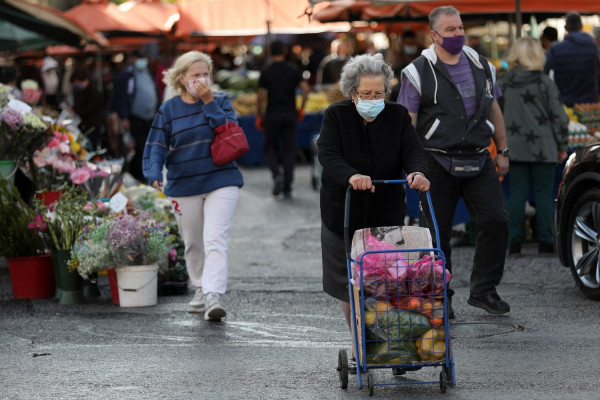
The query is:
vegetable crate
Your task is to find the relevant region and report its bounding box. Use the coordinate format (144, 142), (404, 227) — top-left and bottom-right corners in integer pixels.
(340, 181), (456, 395)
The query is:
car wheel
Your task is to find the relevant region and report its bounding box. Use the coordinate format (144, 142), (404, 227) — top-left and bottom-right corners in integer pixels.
(567, 188), (600, 300)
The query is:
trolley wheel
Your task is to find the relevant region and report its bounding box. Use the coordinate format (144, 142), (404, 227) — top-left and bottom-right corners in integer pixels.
(337, 349), (349, 389)
(367, 373), (375, 396)
(440, 370), (447, 393)
(443, 365), (454, 386)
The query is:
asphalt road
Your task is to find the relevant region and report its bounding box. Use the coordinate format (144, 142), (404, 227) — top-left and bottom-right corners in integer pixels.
(1, 165), (599, 400)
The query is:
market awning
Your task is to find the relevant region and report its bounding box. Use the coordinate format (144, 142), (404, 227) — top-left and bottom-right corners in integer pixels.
(63, 0), (165, 41)
(0, 0), (106, 48)
(311, 0), (600, 23)
(117, 0), (179, 35)
(176, 0), (350, 38)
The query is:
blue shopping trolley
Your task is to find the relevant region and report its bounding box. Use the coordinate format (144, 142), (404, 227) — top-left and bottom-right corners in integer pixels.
(337, 179), (456, 395)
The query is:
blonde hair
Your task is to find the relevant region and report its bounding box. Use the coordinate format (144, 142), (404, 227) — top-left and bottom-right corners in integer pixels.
(163, 51), (213, 95)
(505, 37), (545, 71)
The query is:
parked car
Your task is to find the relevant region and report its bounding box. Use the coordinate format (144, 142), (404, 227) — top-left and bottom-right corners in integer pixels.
(554, 142), (600, 299)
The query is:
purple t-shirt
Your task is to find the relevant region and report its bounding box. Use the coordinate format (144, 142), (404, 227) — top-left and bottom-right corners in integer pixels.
(397, 53), (501, 119)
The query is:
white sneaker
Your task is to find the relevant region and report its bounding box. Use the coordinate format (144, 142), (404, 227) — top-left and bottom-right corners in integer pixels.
(187, 288), (205, 313)
(204, 293), (226, 321)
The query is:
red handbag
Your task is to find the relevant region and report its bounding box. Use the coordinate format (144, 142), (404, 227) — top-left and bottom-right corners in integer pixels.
(211, 121), (250, 166)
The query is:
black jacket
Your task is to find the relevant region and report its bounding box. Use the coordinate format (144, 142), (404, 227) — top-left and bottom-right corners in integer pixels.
(318, 99), (427, 237)
(545, 31), (600, 107)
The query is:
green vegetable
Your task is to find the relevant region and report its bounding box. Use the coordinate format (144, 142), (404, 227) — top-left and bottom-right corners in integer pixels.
(373, 308), (431, 340)
(365, 339), (420, 365)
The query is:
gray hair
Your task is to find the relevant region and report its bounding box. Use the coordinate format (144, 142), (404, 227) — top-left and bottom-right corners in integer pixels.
(338, 53), (394, 98)
(429, 6), (460, 31)
(163, 51), (213, 95)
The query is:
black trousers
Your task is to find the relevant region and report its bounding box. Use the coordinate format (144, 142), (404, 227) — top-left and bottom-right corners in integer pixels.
(425, 152), (508, 297)
(129, 115), (154, 183)
(263, 111), (298, 193)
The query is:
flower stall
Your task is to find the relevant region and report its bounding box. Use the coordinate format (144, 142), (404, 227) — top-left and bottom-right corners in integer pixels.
(0, 80), (185, 306)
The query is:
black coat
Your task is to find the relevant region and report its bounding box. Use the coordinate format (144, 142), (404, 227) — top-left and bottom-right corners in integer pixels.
(318, 99), (427, 237)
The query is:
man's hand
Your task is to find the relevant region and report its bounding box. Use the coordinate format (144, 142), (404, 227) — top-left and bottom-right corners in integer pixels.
(494, 155), (509, 176)
(297, 109), (305, 122)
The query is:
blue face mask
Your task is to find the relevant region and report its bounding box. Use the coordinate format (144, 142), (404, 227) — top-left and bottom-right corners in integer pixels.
(356, 98), (385, 120)
(135, 58), (148, 70)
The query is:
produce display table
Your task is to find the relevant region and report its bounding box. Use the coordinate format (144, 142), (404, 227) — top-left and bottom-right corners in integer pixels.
(237, 113), (323, 166)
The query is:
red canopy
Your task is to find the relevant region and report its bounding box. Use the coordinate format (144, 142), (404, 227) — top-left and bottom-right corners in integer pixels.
(117, 0), (179, 35)
(313, 0), (600, 22)
(176, 0), (350, 38)
(63, 0), (167, 39)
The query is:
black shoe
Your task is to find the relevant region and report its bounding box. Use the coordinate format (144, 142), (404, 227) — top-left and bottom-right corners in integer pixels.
(467, 292), (510, 314)
(508, 242), (521, 256)
(538, 242), (555, 256)
(283, 191), (292, 200)
(272, 176), (283, 196)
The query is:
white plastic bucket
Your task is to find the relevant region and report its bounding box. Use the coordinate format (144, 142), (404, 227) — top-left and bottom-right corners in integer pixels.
(115, 264), (158, 307)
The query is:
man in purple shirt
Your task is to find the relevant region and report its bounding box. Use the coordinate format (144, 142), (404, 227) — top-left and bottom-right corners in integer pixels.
(397, 6), (510, 319)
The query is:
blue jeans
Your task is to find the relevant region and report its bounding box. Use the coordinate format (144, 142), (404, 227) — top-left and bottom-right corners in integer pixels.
(425, 152), (508, 296)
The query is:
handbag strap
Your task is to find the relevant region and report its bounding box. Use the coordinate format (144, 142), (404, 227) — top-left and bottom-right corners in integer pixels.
(214, 121), (240, 135)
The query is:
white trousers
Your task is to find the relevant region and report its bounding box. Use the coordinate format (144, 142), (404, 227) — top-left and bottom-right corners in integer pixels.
(170, 186), (240, 295)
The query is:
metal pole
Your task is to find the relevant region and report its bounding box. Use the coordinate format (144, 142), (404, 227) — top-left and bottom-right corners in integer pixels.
(515, 0), (522, 38)
(265, 0), (272, 63)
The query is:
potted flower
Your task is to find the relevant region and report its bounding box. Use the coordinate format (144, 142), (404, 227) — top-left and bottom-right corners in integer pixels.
(0, 84), (50, 182)
(32, 184), (92, 304)
(70, 213), (173, 307)
(0, 179), (54, 299)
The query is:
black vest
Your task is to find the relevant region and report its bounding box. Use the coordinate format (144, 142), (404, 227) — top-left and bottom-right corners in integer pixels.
(412, 53), (495, 154)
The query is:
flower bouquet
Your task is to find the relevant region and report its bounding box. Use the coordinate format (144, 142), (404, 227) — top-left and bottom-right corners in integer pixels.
(28, 124), (106, 191)
(0, 83), (50, 162)
(31, 184), (92, 251)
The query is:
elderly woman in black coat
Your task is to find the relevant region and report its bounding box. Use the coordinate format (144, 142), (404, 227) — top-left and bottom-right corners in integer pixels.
(318, 52), (429, 329)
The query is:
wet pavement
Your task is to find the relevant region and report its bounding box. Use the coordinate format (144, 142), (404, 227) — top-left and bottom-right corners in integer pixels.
(2, 165), (600, 399)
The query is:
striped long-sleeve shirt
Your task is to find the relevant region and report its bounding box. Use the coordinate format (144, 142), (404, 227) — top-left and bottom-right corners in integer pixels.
(142, 93), (244, 197)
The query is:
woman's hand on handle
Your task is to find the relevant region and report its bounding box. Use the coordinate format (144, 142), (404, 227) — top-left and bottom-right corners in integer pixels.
(407, 172), (430, 191)
(349, 174), (375, 193)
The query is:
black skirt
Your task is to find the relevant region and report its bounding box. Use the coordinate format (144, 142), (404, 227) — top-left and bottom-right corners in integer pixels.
(321, 223), (351, 302)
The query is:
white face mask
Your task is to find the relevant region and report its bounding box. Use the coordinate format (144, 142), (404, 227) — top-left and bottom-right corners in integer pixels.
(187, 77), (210, 98)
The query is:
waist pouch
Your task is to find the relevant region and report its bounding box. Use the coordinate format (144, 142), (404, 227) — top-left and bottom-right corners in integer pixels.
(430, 151), (487, 178)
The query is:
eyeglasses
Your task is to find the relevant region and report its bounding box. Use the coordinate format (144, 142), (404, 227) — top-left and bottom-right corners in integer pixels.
(356, 92), (387, 101)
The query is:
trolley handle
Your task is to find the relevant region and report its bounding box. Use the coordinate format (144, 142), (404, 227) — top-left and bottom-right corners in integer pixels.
(343, 179), (441, 259)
